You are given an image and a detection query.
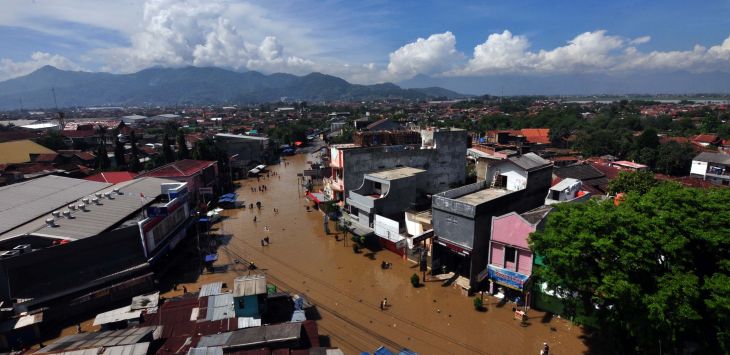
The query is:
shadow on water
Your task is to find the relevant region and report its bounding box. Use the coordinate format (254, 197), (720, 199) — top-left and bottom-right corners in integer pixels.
(541, 312), (554, 323)
(318, 335), (332, 347)
(363, 252), (377, 260)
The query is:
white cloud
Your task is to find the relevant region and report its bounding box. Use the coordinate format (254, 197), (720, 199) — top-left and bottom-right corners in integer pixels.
(96, 0), (315, 74)
(451, 30), (730, 77)
(0, 52), (81, 81)
(386, 32), (464, 81)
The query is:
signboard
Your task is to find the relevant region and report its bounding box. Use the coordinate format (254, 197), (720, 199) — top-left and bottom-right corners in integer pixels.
(487, 265), (529, 290)
(146, 206), (168, 217)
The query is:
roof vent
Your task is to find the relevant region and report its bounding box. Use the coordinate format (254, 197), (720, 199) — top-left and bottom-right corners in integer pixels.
(95, 192), (103, 198)
(78, 203), (87, 211)
(92, 197), (100, 205)
(82, 198), (90, 205)
(51, 211), (61, 218)
(104, 191), (114, 199)
(45, 218), (56, 227)
(62, 210), (73, 219)
(113, 188), (122, 195)
(69, 204), (77, 211)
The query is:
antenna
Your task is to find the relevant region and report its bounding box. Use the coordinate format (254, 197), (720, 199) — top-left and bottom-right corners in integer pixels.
(51, 87), (65, 128)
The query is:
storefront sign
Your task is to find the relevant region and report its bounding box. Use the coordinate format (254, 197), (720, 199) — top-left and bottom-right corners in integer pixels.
(487, 265), (529, 290)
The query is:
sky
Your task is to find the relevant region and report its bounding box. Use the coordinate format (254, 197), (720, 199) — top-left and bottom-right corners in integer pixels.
(1, 0), (730, 90)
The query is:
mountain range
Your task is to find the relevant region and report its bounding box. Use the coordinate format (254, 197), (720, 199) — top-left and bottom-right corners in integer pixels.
(0, 66), (464, 110)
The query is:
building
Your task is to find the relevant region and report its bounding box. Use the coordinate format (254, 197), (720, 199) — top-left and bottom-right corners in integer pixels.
(346, 167), (429, 254)
(85, 171), (138, 184)
(544, 178), (591, 205)
(0, 140), (55, 164)
(690, 152), (730, 186)
(487, 205), (553, 297)
(553, 162), (609, 194)
(0, 176), (193, 325)
(608, 160), (648, 172)
(431, 153), (552, 289)
(136, 159), (219, 207)
(215, 133), (276, 167)
(324, 128), (467, 202)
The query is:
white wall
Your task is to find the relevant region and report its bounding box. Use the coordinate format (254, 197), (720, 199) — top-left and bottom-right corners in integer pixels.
(374, 214), (402, 242)
(690, 160), (708, 176)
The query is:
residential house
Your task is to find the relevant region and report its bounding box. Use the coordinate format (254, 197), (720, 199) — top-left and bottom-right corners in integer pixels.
(690, 152), (730, 186)
(0, 140), (55, 165)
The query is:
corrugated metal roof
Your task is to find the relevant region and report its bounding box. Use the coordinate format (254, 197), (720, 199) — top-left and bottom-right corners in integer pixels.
(93, 305), (142, 326)
(238, 317), (262, 329)
(694, 152), (730, 165)
(0, 176), (111, 237)
(227, 322), (302, 347)
(39, 342), (149, 355)
(38, 327), (158, 354)
(9, 177), (176, 240)
(196, 333), (232, 348)
(206, 294), (234, 321)
(507, 153), (551, 171)
(233, 274), (267, 297)
(187, 347), (224, 355)
(131, 291), (160, 310)
(199, 282), (223, 297)
(0, 139), (55, 164)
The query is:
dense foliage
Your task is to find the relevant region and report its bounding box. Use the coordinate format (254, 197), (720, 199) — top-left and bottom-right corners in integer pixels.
(529, 183), (730, 353)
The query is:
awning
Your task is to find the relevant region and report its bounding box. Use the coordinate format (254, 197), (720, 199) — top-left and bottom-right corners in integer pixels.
(205, 254), (218, 262)
(306, 192), (329, 204)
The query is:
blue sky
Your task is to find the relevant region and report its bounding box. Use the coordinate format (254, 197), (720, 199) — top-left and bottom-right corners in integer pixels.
(1, 0), (729, 88)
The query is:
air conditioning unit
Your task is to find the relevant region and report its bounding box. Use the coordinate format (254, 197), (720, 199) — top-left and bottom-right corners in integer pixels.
(0, 250), (20, 259)
(82, 198), (90, 204)
(68, 204), (77, 211)
(45, 218), (56, 227)
(78, 203), (87, 211)
(95, 192), (103, 198)
(113, 188), (122, 195)
(104, 192), (114, 199)
(62, 210), (73, 218)
(51, 211), (61, 218)
(92, 197), (100, 205)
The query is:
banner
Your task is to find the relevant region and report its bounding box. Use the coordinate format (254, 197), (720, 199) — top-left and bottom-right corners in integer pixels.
(487, 265), (529, 291)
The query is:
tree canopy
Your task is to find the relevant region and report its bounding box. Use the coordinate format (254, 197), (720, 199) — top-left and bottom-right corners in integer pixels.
(607, 170), (658, 195)
(529, 183), (730, 353)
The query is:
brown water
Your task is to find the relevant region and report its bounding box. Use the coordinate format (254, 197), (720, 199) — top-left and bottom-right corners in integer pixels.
(48, 152), (592, 355)
(211, 153), (591, 355)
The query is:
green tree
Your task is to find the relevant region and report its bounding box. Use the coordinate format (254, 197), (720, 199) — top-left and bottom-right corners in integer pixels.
(162, 134), (175, 163)
(635, 128), (660, 151)
(655, 142), (695, 176)
(36, 131), (67, 151)
(128, 131), (142, 172)
(529, 184), (730, 353)
(176, 129), (189, 160)
(114, 136), (126, 168)
(607, 170), (658, 195)
(95, 126), (110, 170)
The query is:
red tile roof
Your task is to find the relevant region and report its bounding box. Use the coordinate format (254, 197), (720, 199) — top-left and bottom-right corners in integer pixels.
(520, 128), (551, 144)
(138, 159), (216, 178)
(61, 130), (98, 139)
(692, 134), (720, 144)
(85, 171), (138, 184)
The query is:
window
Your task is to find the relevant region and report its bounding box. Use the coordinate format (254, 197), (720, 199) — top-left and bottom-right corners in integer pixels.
(505, 246), (516, 263)
(238, 299), (245, 308)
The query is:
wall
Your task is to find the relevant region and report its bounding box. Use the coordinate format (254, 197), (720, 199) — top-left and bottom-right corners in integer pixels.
(690, 160), (708, 176)
(491, 213), (534, 249)
(342, 129), (467, 199)
(0, 225), (147, 300)
(216, 136), (274, 166)
(485, 160), (528, 191)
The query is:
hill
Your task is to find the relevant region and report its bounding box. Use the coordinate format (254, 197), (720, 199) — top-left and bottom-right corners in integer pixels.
(0, 66), (465, 109)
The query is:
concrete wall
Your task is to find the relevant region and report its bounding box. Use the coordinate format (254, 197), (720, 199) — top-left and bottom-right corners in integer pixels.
(216, 136), (274, 166)
(342, 129), (467, 198)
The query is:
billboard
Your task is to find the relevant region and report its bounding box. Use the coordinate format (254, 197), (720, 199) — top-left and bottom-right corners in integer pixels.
(487, 265), (530, 291)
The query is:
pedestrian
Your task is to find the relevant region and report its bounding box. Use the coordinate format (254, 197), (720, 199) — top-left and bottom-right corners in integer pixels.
(264, 236), (270, 245)
(541, 343), (549, 355)
(183, 285), (188, 293)
(382, 297), (388, 310)
(173, 283), (178, 291)
(261, 239), (265, 247)
(380, 300), (384, 310)
(76, 323), (82, 334)
(253, 216), (257, 223)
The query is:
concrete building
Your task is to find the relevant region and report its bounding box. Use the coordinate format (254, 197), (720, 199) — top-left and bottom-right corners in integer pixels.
(487, 205), (553, 296)
(215, 133), (276, 168)
(324, 128), (467, 202)
(136, 159), (218, 207)
(544, 178), (591, 205)
(431, 153), (552, 289)
(690, 152), (730, 186)
(0, 176), (193, 325)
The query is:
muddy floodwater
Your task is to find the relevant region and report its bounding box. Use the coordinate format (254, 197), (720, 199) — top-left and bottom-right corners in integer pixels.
(53, 152), (594, 355)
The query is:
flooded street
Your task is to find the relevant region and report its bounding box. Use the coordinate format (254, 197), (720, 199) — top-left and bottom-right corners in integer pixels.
(207, 152), (591, 355)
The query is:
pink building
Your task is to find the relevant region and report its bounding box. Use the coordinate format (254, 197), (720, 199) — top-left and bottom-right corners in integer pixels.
(487, 205), (552, 292)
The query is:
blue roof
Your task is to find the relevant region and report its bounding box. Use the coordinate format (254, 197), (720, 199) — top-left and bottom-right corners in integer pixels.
(374, 347), (395, 355)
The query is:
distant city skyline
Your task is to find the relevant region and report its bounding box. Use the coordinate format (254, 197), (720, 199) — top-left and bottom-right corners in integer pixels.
(2, 0), (730, 93)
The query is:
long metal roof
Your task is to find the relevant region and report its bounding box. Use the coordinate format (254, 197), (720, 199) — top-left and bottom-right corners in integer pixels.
(233, 274), (267, 297)
(205, 293), (235, 321)
(37, 326), (158, 354)
(1, 177), (177, 240)
(0, 176), (111, 236)
(39, 342), (150, 355)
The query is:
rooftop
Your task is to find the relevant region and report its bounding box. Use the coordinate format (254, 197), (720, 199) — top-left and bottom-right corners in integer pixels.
(85, 171), (138, 184)
(366, 167), (425, 181)
(520, 205), (554, 225)
(0, 176), (111, 236)
(0, 139), (56, 164)
(1, 177), (176, 240)
(453, 188), (511, 206)
(137, 159), (216, 178)
(215, 133), (269, 141)
(507, 153), (552, 171)
(550, 177), (581, 191)
(694, 152), (730, 165)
